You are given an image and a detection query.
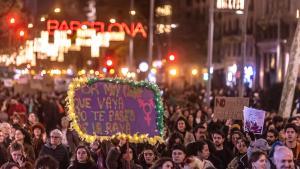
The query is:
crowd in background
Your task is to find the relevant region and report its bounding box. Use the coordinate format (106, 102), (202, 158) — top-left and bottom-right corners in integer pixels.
(0, 82), (299, 169)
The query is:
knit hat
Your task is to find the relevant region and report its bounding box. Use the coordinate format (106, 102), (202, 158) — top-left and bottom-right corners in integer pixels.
(172, 144), (187, 154)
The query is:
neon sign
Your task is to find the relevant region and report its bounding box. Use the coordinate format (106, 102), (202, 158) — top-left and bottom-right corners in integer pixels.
(47, 20), (147, 38)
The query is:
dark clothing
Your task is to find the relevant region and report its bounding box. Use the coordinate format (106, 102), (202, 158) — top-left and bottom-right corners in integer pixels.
(41, 100), (59, 134)
(32, 138), (44, 157)
(209, 155), (224, 169)
(65, 129), (80, 153)
(106, 147), (120, 169)
(23, 143), (35, 161)
(67, 161), (98, 169)
(119, 160), (143, 169)
(39, 143), (70, 169)
(90, 149), (107, 169)
(0, 144), (7, 166)
(214, 148), (233, 168)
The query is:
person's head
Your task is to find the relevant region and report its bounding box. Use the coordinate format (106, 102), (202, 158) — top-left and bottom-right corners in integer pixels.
(249, 151), (267, 169)
(176, 117), (189, 133)
(193, 124), (207, 141)
(284, 123), (298, 143)
(0, 130), (5, 143)
(90, 140), (100, 152)
(186, 141), (210, 160)
(187, 114), (194, 124)
(34, 155), (59, 169)
(266, 129), (278, 146)
(0, 122), (11, 137)
(236, 137), (249, 154)
(195, 110), (202, 118)
(231, 131), (242, 146)
(142, 144), (157, 165)
(31, 123), (45, 139)
(74, 145), (92, 163)
(9, 142), (24, 163)
(273, 116), (284, 130)
(183, 156), (204, 169)
(168, 133), (184, 148)
(267, 123), (276, 131)
(212, 130), (225, 148)
(0, 162), (20, 169)
(14, 128), (32, 145)
(150, 157), (174, 169)
(171, 144), (186, 164)
(120, 144), (137, 162)
(50, 129), (62, 146)
(274, 146), (295, 169)
(11, 114), (21, 125)
(28, 113), (37, 124)
(60, 116), (70, 129)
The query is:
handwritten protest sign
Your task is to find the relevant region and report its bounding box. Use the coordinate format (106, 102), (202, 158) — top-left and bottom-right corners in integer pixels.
(243, 107), (265, 134)
(67, 78), (164, 144)
(214, 97), (249, 120)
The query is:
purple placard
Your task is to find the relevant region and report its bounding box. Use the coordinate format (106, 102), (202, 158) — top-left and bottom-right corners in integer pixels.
(74, 81), (160, 137)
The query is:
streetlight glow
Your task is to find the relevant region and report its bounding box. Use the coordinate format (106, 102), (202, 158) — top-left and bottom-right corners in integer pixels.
(10, 18), (15, 24)
(169, 68), (177, 76)
(192, 69), (198, 75)
(109, 18), (116, 23)
(40, 17), (46, 22)
(54, 8), (61, 13)
(28, 23), (33, 28)
(236, 10), (244, 15)
(130, 10), (136, 16)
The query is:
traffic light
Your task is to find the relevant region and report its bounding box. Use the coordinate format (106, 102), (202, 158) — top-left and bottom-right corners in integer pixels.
(168, 54), (175, 61)
(9, 17), (16, 24)
(106, 59), (113, 67)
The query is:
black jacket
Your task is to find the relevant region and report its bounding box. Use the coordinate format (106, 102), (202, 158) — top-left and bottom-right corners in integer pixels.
(39, 143), (70, 169)
(67, 161), (98, 169)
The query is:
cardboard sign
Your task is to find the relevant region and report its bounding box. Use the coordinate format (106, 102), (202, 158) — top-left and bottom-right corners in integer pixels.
(73, 81), (160, 137)
(214, 97), (249, 120)
(243, 107), (265, 134)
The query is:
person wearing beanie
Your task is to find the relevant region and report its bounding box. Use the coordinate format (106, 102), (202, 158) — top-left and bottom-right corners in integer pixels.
(171, 144), (186, 169)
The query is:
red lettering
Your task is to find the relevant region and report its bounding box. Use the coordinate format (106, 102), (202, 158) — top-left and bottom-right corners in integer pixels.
(82, 21), (92, 29)
(108, 23), (123, 32)
(132, 22), (147, 38)
(121, 23), (132, 36)
(93, 22), (105, 32)
(58, 20), (70, 31)
(47, 20), (59, 35)
(70, 21), (81, 31)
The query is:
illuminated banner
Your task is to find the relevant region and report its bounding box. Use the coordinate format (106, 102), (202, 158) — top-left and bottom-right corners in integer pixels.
(216, 0), (244, 10)
(67, 78), (164, 143)
(47, 20), (147, 38)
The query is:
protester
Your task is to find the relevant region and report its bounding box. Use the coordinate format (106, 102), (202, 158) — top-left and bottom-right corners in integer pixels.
(118, 144), (142, 169)
(67, 145), (97, 169)
(274, 146), (296, 169)
(249, 151), (267, 169)
(39, 129), (69, 169)
(171, 144), (187, 169)
(284, 123), (300, 165)
(138, 144), (157, 169)
(149, 157), (174, 169)
(34, 155), (59, 169)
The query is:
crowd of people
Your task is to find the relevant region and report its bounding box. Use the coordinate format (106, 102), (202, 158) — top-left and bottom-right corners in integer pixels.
(0, 83), (299, 169)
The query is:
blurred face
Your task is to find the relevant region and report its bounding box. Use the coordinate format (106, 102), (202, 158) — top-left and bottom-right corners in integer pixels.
(172, 150), (186, 164)
(14, 130), (24, 142)
(236, 139), (247, 153)
(196, 111), (202, 118)
(285, 128), (297, 142)
(177, 120), (186, 132)
(77, 148), (88, 163)
(33, 128), (42, 138)
(11, 150), (23, 163)
(0, 131), (4, 143)
(231, 133), (240, 146)
(11, 167), (20, 169)
(13, 118), (20, 124)
(143, 149), (155, 164)
(195, 128), (206, 141)
(122, 148), (133, 161)
(266, 132), (276, 145)
(198, 144), (210, 160)
(213, 133), (224, 147)
(28, 113), (37, 123)
(268, 124), (276, 130)
(188, 115), (194, 123)
(252, 154), (267, 169)
(162, 161), (174, 169)
(90, 141), (100, 151)
(275, 151), (294, 169)
(50, 133), (62, 146)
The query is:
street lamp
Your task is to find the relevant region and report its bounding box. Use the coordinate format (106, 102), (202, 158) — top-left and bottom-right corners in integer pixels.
(28, 23), (33, 28)
(109, 18), (116, 23)
(40, 17), (46, 22)
(130, 10), (136, 16)
(54, 8), (61, 13)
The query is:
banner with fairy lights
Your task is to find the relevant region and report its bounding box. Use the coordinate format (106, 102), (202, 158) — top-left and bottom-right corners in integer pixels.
(67, 78), (164, 144)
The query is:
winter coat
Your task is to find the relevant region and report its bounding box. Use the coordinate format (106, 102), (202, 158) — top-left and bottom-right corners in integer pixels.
(39, 143), (70, 169)
(106, 147), (120, 169)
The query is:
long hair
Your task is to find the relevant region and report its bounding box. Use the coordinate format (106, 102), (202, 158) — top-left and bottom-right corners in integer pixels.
(149, 157), (174, 169)
(15, 127), (33, 145)
(71, 145), (94, 165)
